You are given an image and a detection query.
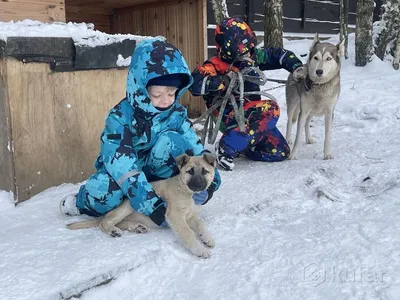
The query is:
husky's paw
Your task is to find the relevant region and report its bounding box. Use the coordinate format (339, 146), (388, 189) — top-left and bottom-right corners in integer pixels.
(306, 137), (315, 144)
(190, 244), (211, 258)
(324, 153), (334, 160)
(288, 153), (297, 160)
(199, 233), (215, 248)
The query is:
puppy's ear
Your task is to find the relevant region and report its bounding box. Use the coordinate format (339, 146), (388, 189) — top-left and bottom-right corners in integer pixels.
(310, 33), (320, 50)
(202, 153), (216, 168)
(337, 39), (345, 58)
(175, 153), (190, 169)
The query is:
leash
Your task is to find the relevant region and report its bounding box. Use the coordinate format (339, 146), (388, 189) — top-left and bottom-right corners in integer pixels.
(193, 57), (280, 145)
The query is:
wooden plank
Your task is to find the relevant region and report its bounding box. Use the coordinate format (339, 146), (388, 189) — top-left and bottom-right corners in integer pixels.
(65, 5), (110, 15)
(0, 2), (65, 22)
(66, 0), (162, 9)
(0, 59), (16, 197)
(3, 0), (64, 4)
(65, 3), (111, 32)
(198, 0), (207, 62)
(66, 13), (111, 32)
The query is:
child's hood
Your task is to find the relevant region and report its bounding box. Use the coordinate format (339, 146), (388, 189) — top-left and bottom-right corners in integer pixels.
(126, 38), (193, 116)
(215, 17), (257, 63)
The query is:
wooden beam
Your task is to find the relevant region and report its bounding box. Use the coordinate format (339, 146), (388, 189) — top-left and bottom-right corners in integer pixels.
(198, 0), (207, 62)
(0, 2), (65, 22)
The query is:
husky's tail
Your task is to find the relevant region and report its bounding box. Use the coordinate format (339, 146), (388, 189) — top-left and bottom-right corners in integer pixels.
(66, 219), (101, 230)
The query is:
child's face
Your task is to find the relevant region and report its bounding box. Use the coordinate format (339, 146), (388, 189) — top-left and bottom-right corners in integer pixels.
(147, 86), (178, 109)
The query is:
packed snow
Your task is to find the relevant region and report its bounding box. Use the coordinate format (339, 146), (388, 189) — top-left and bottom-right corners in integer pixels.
(1, 33), (400, 300)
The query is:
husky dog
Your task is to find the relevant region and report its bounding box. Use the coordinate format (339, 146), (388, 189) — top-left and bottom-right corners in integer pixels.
(286, 33), (344, 160)
(66, 153), (217, 258)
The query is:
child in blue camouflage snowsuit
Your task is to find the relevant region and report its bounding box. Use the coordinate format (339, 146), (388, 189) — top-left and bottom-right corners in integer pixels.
(189, 17), (306, 171)
(60, 38), (221, 226)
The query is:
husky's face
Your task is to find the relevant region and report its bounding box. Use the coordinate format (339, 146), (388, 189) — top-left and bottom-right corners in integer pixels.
(308, 33), (344, 84)
(175, 153), (216, 193)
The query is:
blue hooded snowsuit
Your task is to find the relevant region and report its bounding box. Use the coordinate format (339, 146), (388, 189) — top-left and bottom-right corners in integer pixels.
(76, 38), (221, 226)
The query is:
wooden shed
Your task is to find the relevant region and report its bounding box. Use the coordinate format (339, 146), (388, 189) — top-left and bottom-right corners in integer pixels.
(0, 0), (208, 116)
(0, 0), (207, 202)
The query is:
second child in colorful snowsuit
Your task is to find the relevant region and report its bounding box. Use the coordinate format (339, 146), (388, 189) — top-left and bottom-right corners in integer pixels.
(189, 17), (306, 171)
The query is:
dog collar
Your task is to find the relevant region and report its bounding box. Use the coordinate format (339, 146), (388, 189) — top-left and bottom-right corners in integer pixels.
(304, 76), (314, 92)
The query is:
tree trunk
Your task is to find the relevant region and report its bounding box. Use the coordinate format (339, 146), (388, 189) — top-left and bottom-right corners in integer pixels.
(355, 0), (374, 66)
(374, 0), (399, 61)
(264, 0), (284, 48)
(339, 0), (349, 59)
(393, 30), (400, 70)
(210, 0), (229, 24)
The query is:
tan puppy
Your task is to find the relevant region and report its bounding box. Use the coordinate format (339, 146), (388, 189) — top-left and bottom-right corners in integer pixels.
(66, 153), (217, 258)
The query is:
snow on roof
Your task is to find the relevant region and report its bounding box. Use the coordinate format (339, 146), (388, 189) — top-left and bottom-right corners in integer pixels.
(0, 20), (156, 47)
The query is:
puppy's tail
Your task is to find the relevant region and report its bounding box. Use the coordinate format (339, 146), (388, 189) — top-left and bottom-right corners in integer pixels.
(66, 219), (101, 230)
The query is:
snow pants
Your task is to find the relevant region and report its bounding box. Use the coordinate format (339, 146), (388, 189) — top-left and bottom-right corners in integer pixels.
(76, 131), (197, 217)
(218, 99), (290, 161)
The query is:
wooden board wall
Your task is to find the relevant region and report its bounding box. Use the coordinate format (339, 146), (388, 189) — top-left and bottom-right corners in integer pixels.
(0, 0), (65, 23)
(65, 4), (111, 33)
(0, 60), (16, 195)
(4, 58), (127, 201)
(111, 0), (206, 117)
(64, 0), (169, 33)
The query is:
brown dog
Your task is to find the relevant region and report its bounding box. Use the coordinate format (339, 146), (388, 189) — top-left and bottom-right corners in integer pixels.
(66, 153), (217, 258)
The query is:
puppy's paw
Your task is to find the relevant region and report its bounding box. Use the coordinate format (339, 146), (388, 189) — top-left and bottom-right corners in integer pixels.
(199, 233), (215, 248)
(99, 221), (122, 237)
(189, 244), (211, 259)
(110, 229), (123, 237)
(133, 223), (148, 234)
(288, 153), (297, 160)
(324, 153), (334, 160)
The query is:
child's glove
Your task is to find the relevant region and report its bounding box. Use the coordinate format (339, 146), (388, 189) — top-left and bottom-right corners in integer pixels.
(192, 181), (217, 205)
(293, 65), (307, 82)
(208, 75), (231, 93)
(232, 58), (255, 71)
(192, 190), (209, 205)
(205, 182), (217, 203)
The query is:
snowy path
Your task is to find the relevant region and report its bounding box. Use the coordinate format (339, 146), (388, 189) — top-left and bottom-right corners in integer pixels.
(1, 35), (400, 300)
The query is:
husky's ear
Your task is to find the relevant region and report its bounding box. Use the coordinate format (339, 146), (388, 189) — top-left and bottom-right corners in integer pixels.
(175, 153), (190, 169)
(337, 39), (345, 57)
(310, 33), (320, 50)
(202, 153), (216, 168)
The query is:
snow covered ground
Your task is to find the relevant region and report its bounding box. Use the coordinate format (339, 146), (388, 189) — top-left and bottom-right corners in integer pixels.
(1, 34), (400, 300)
